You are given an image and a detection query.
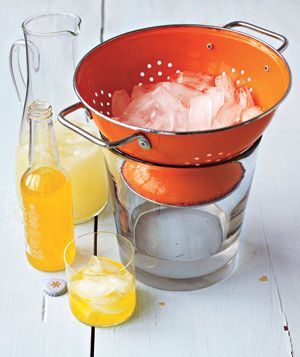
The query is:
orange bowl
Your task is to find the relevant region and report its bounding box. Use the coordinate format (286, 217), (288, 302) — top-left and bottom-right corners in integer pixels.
(74, 24), (290, 165)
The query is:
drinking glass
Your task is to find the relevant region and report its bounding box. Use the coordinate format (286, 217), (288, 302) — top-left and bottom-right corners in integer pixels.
(64, 231), (136, 327)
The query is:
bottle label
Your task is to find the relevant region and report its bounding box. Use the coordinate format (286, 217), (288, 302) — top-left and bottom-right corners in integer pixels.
(23, 203), (44, 260)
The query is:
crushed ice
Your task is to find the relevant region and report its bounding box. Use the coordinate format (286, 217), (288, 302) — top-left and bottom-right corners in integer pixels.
(112, 71), (263, 131)
(69, 256), (133, 301)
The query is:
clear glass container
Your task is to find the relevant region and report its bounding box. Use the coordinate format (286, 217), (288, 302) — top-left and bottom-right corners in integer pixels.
(10, 13), (108, 223)
(64, 231), (136, 327)
(104, 139), (261, 291)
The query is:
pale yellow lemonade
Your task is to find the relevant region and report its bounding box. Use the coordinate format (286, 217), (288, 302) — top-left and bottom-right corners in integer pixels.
(16, 122), (108, 223)
(68, 256), (136, 326)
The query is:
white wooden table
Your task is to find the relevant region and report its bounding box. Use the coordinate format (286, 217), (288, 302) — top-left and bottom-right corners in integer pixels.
(1, 0), (299, 356)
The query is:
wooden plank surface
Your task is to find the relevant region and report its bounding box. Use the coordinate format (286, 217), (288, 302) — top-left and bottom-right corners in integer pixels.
(0, 0), (102, 356)
(1, 0), (299, 356)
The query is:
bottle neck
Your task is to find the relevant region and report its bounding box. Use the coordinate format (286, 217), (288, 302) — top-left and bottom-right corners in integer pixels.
(29, 115), (61, 169)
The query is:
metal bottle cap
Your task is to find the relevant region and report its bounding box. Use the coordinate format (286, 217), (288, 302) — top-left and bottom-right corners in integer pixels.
(44, 278), (67, 297)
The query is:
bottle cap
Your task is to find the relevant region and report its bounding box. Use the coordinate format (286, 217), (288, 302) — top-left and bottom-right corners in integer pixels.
(44, 278), (67, 297)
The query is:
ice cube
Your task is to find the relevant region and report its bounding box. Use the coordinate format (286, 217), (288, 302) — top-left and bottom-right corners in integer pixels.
(56, 121), (91, 158)
(125, 86), (186, 131)
(151, 86), (184, 112)
(131, 84), (156, 100)
(65, 131), (87, 146)
(159, 82), (198, 107)
(241, 106), (263, 122)
(150, 109), (175, 131)
(189, 94), (214, 131)
(121, 92), (155, 127)
(83, 256), (104, 275)
(149, 86), (185, 130)
(174, 71), (214, 91)
(215, 74), (235, 103)
(212, 102), (244, 129)
(172, 108), (189, 132)
(69, 275), (116, 300)
(205, 87), (225, 117)
(101, 257), (122, 273)
(212, 83), (255, 128)
(112, 90), (131, 116)
(235, 86), (254, 108)
(106, 271), (133, 294)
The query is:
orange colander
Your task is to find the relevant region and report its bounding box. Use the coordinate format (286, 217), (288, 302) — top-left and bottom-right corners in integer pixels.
(121, 158), (245, 206)
(58, 21), (291, 166)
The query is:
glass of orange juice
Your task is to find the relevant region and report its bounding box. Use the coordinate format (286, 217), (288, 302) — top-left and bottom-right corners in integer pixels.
(64, 231), (136, 327)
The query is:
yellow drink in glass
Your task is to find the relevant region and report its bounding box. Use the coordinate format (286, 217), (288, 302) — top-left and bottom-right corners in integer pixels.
(69, 257), (136, 326)
(65, 232), (136, 327)
(16, 122), (108, 224)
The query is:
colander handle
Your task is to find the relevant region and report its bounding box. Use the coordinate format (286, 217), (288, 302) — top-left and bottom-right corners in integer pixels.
(223, 21), (288, 53)
(58, 102), (151, 150)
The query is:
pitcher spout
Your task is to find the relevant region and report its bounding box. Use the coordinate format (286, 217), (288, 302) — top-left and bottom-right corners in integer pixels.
(22, 12), (81, 37)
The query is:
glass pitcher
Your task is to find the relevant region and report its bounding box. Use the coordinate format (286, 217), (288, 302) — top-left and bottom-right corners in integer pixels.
(10, 13), (109, 224)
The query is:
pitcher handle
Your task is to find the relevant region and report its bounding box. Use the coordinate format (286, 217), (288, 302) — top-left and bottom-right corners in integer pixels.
(9, 40), (27, 105)
(223, 21), (288, 53)
(58, 102), (151, 150)
(9, 39), (40, 105)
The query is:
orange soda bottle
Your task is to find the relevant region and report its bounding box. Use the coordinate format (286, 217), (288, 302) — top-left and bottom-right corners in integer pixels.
(20, 101), (74, 271)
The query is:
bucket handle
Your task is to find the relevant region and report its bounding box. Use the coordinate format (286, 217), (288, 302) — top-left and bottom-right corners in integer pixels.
(223, 21), (288, 53)
(58, 102), (151, 150)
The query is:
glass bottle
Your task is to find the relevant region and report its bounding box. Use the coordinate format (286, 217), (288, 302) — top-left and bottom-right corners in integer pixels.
(10, 13), (109, 224)
(21, 101), (74, 272)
